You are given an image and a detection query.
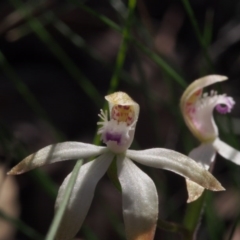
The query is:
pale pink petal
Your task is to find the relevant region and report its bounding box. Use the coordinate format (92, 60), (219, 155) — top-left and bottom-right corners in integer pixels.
(180, 75), (229, 142)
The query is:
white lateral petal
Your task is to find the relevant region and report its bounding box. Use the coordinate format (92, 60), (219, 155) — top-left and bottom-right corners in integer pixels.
(117, 155), (158, 240)
(8, 142), (107, 175)
(186, 143), (216, 202)
(189, 143), (216, 170)
(212, 138), (240, 165)
(126, 148), (224, 191)
(55, 152), (114, 240)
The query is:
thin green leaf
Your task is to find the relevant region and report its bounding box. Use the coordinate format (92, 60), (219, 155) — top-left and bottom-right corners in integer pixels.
(108, 0), (137, 93)
(183, 191), (206, 233)
(0, 209), (44, 240)
(0, 50), (64, 141)
(157, 218), (191, 239)
(181, 0), (214, 71)
(9, 0), (103, 107)
(205, 192), (225, 240)
(45, 159), (83, 240)
(71, 1), (187, 88)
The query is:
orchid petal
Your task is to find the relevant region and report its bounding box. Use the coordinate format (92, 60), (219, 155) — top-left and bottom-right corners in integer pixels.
(212, 138), (240, 165)
(186, 143), (216, 202)
(8, 142), (107, 175)
(55, 152), (114, 240)
(126, 148), (224, 191)
(180, 75), (228, 142)
(117, 155), (158, 240)
(189, 143), (216, 170)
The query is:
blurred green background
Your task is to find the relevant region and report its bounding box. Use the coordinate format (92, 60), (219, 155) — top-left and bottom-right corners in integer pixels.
(1, 0), (240, 239)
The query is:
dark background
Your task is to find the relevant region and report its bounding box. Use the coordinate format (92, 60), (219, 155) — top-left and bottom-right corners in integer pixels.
(1, 0), (240, 239)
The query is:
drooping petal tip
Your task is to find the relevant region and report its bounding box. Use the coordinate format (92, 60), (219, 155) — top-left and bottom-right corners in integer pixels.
(186, 179), (205, 203)
(7, 154), (36, 175)
(199, 171), (225, 191)
(186, 178), (225, 203)
(126, 148), (225, 192)
(186, 143), (217, 202)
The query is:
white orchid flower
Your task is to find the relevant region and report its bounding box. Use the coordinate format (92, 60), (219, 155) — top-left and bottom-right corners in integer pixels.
(180, 75), (240, 202)
(8, 92), (224, 240)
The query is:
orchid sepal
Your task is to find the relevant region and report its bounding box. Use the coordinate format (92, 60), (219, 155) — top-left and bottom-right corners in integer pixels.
(117, 155), (158, 240)
(126, 148), (224, 191)
(55, 152), (114, 240)
(212, 138), (240, 165)
(7, 142), (107, 175)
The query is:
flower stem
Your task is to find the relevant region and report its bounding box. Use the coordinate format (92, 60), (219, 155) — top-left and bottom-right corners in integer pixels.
(183, 191), (206, 238)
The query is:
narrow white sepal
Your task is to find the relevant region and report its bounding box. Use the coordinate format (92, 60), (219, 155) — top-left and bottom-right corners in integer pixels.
(8, 142), (107, 174)
(212, 138), (240, 165)
(117, 155), (158, 240)
(126, 148), (224, 191)
(55, 152), (114, 240)
(186, 143), (216, 202)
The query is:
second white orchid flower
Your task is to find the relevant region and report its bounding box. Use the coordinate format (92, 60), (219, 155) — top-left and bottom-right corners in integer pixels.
(9, 92), (224, 240)
(181, 75), (240, 202)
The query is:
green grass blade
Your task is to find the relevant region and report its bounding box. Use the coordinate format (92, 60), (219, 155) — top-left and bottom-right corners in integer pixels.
(133, 40), (187, 87)
(0, 50), (64, 141)
(205, 192), (225, 240)
(45, 159), (83, 240)
(99, 0), (137, 187)
(181, 0), (214, 71)
(227, 213), (240, 240)
(203, 9), (214, 47)
(82, 225), (100, 240)
(29, 170), (58, 198)
(108, 0), (137, 93)
(183, 192), (206, 233)
(0, 209), (44, 240)
(9, 0), (103, 107)
(72, 1), (187, 87)
(157, 218), (191, 239)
